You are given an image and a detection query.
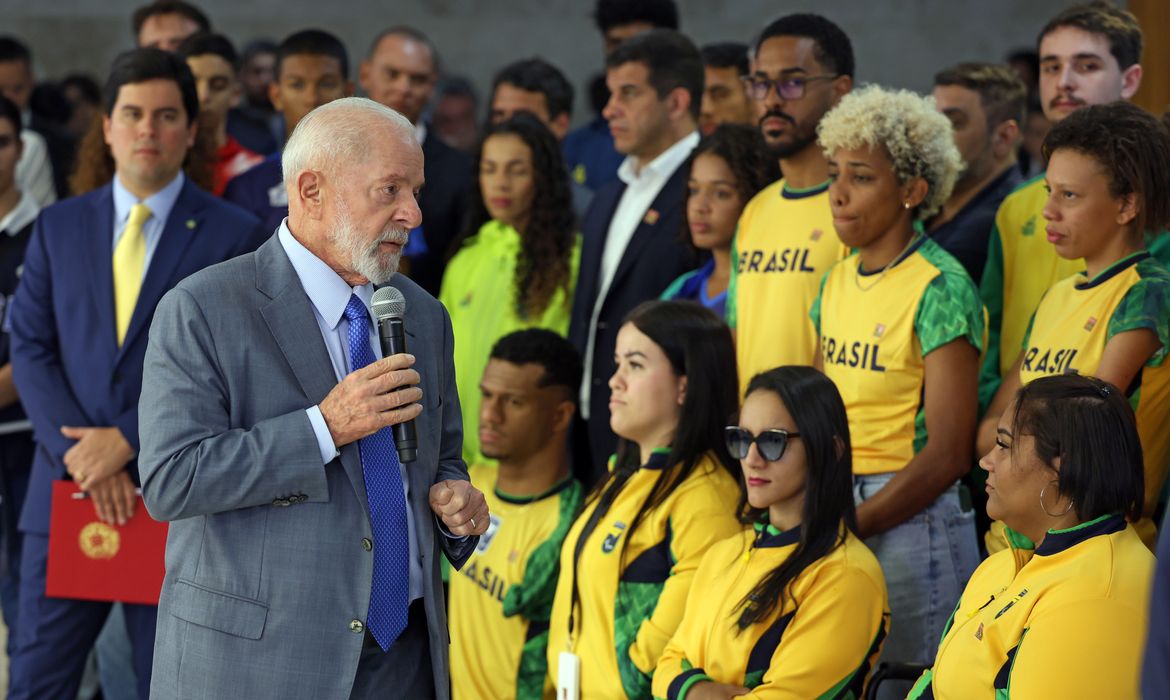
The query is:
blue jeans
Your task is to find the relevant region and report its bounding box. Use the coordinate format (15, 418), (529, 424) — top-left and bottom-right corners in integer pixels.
(854, 473), (980, 667)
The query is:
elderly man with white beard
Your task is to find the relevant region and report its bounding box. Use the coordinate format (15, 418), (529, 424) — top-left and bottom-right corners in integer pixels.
(137, 96), (488, 700)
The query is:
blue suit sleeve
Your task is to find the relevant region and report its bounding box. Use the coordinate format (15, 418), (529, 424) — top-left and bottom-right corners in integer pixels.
(10, 214), (93, 467)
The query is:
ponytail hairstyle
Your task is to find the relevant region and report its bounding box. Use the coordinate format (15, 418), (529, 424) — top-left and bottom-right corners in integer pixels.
(732, 366), (857, 630)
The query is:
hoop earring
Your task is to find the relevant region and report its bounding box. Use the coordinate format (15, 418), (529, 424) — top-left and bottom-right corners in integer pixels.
(1040, 480), (1074, 518)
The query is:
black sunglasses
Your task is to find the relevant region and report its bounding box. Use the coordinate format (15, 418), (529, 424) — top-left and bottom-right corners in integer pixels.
(724, 426), (801, 462)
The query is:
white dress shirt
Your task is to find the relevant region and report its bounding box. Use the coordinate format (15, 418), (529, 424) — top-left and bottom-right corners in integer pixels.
(579, 131), (699, 416)
(278, 221), (437, 601)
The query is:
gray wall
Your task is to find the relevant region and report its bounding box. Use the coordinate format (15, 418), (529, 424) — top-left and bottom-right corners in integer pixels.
(8, 0), (1072, 125)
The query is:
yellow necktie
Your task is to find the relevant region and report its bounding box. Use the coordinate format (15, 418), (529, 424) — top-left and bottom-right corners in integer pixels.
(113, 202), (152, 345)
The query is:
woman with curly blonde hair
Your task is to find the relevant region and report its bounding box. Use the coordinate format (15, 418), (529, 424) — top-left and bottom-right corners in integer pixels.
(809, 85), (983, 677)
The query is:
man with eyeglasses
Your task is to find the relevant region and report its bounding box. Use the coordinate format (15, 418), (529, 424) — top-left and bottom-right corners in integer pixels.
(727, 13), (854, 397)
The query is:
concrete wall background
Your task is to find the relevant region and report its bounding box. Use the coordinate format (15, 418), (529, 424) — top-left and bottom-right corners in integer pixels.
(7, 0), (1073, 125)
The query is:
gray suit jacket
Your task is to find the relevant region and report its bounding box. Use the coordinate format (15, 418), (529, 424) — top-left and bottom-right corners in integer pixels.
(139, 234), (475, 699)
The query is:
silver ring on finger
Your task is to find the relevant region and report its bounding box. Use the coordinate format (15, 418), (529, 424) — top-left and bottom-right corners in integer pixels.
(469, 517), (476, 530)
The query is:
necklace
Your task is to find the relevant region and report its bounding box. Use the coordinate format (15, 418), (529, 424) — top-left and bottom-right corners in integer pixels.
(854, 232), (921, 292)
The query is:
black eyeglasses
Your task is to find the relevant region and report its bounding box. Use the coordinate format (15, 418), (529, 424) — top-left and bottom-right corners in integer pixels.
(741, 74), (838, 101)
(724, 426), (801, 462)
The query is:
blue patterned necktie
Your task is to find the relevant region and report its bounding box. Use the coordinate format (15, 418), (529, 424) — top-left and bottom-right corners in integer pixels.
(344, 294), (411, 650)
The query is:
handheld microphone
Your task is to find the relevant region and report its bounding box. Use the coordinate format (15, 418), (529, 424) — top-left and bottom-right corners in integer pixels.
(371, 286), (418, 463)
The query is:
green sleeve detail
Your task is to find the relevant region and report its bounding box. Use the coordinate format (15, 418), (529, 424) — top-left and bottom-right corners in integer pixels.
(514, 625), (551, 699)
(914, 270), (985, 356)
(1105, 268), (1170, 367)
(906, 670), (934, 699)
(727, 229), (739, 328)
(678, 673), (715, 700)
(1147, 230), (1170, 266)
(502, 480), (584, 622)
(616, 580), (667, 698)
(979, 223), (1007, 411)
(660, 271), (692, 301)
(809, 268), (830, 333)
(1020, 308), (1038, 353)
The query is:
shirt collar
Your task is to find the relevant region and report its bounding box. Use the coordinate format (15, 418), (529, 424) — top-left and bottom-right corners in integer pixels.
(1034, 513), (1127, 556)
(752, 520), (802, 548)
(617, 130), (700, 185)
(113, 171), (186, 229)
(277, 220), (374, 330)
(0, 192), (39, 235)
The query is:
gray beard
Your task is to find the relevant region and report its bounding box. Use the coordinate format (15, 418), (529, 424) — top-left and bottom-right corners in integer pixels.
(331, 202), (408, 285)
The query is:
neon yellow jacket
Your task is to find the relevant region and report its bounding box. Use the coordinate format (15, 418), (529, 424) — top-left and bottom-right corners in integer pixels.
(438, 220), (580, 465)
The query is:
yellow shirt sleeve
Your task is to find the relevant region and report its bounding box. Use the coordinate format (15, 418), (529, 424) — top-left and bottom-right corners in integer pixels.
(1006, 599), (1145, 699)
(742, 561), (888, 700)
(651, 544), (728, 698)
(628, 502), (743, 679)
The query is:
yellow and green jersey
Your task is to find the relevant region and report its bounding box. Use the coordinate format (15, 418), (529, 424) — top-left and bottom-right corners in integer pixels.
(728, 179), (849, 397)
(653, 523), (889, 700)
(547, 450), (743, 699)
(910, 515), (1153, 700)
(996, 252), (1170, 549)
(438, 220), (581, 465)
(811, 237), (985, 474)
(977, 175), (1170, 409)
(449, 463), (583, 700)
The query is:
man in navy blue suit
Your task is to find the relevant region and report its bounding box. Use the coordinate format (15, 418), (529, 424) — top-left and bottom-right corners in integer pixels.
(223, 29), (353, 235)
(568, 29), (702, 485)
(7, 48), (265, 700)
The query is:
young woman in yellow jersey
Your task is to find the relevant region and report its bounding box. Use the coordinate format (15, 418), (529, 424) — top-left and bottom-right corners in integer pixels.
(812, 86), (983, 677)
(547, 301), (743, 699)
(977, 102), (1170, 550)
(440, 113), (580, 465)
(911, 375), (1154, 699)
(655, 366), (888, 700)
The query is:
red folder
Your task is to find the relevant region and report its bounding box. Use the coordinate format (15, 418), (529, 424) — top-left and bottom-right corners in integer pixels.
(45, 480), (168, 605)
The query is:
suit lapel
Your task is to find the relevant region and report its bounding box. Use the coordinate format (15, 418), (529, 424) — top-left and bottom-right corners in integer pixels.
(578, 182), (626, 308)
(256, 237), (369, 508)
(84, 186), (117, 352)
(608, 165), (687, 291)
(117, 180), (202, 361)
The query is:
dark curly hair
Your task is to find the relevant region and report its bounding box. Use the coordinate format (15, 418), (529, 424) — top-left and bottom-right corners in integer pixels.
(682, 123), (780, 240)
(1042, 101), (1170, 239)
(461, 113), (575, 321)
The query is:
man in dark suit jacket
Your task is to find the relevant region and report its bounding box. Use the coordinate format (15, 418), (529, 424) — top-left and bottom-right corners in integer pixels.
(140, 97), (486, 700)
(7, 49), (265, 700)
(568, 30), (703, 485)
(360, 26), (471, 296)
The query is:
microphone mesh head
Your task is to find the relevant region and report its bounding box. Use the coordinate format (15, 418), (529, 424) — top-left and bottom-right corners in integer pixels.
(371, 286), (407, 320)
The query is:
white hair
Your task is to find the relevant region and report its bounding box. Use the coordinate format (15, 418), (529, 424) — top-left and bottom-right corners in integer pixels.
(281, 97), (416, 186)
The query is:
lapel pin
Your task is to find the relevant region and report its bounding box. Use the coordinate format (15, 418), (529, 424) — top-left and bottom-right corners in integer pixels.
(186, 219), (197, 230)
(643, 209), (660, 225)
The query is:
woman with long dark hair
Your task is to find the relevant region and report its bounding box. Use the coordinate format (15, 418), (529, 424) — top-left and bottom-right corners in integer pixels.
(439, 112), (579, 465)
(654, 366), (888, 699)
(546, 301), (743, 699)
(911, 375), (1154, 698)
(660, 124), (777, 318)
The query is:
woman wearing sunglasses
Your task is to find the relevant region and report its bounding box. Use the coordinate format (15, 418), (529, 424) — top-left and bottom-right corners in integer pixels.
(654, 366), (889, 700)
(910, 375), (1154, 699)
(547, 301), (743, 699)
